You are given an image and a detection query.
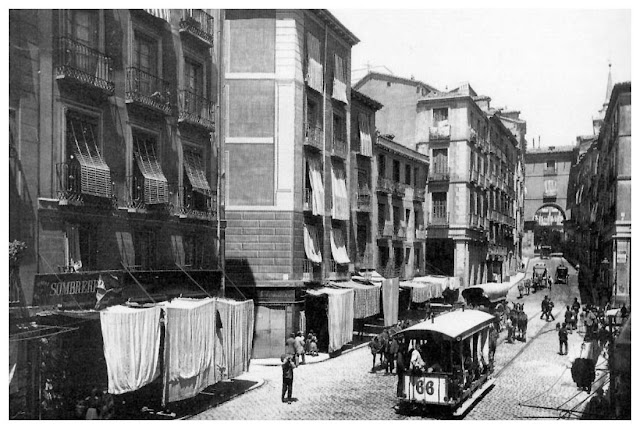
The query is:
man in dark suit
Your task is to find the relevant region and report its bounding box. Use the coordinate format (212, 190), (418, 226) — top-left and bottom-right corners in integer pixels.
(281, 354), (297, 403)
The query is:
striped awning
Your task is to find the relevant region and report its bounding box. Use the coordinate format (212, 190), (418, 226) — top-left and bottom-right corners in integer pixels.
(134, 135), (168, 205)
(330, 280), (380, 319)
(184, 149), (212, 195)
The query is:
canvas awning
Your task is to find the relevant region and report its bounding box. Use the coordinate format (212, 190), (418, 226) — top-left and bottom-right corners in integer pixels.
(306, 34), (323, 93)
(330, 226), (350, 264)
(184, 149), (212, 195)
(330, 280), (380, 319)
(413, 275), (460, 291)
(307, 155), (324, 216)
(358, 113), (373, 157)
(400, 280), (443, 303)
(134, 135), (169, 204)
(304, 224), (322, 264)
(331, 164), (349, 220)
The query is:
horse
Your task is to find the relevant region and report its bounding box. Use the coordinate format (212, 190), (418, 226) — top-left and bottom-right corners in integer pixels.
(510, 302), (528, 342)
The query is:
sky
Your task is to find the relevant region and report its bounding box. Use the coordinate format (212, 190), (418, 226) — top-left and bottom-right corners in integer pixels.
(331, 8), (632, 148)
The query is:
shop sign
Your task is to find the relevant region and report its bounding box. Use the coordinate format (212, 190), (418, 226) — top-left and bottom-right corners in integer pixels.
(33, 272), (124, 309)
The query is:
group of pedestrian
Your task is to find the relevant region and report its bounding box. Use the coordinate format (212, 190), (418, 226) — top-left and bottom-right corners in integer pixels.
(75, 388), (114, 420)
(281, 330), (319, 404)
(540, 295), (555, 321)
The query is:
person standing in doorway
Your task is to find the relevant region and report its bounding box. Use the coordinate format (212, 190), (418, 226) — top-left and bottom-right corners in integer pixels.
(281, 354), (297, 403)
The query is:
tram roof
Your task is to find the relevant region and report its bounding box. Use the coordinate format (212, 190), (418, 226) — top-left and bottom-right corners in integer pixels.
(396, 309), (495, 341)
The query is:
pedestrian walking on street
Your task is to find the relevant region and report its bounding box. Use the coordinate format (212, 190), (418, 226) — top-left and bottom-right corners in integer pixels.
(294, 331), (306, 365)
(565, 306), (574, 334)
(396, 343), (407, 398)
(540, 296), (548, 320)
(558, 323), (568, 355)
(584, 307), (596, 340)
(505, 317), (514, 343)
(281, 354), (297, 403)
(285, 333), (296, 363)
(386, 336), (399, 375)
(369, 336), (382, 373)
(544, 296), (555, 321)
(307, 331), (318, 357)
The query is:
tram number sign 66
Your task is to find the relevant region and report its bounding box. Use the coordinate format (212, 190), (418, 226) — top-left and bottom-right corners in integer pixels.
(408, 376), (445, 403)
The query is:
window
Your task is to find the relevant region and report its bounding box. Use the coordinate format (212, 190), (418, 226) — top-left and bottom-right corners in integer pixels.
(379, 246), (389, 268)
(184, 58), (203, 97)
(227, 10), (276, 73)
(432, 192), (447, 218)
(307, 97), (320, 128)
(393, 206), (401, 230)
(333, 112), (346, 142)
(378, 203), (387, 227)
(132, 131), (168, 205)
(227, 80), (275, 138)
(65, 10), (99, 49)
(183, 147), (212, 211)
(134, 229), (155, 270)
(378, 154), (386, 177)
(414, 167), (420, 186)
(65, 223), (98, 271)
(357, 113), (373, 156)
(331, 162), (349, 220)
(394, 247), (403, 270)
(393, 160), (400, 182)
(134, 31), (158, 77)
(405, 208), (411, 224)
(405, 164), (412, 185)
(184, 234), (205, 268)
(546, 160), (556, 170)
(332, 53), (348, 103)
(9, 109), (17, 157)
(432, 148), (448, 174)
(65, 110), (112, 198)
(433, 108), (449, 125)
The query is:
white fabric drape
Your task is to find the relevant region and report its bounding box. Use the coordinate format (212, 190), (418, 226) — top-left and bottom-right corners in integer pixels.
(382, 278), (399, 327)
(331, 281), (380, 319)
(308, 288), (354, 353)
(163, 298), (217, 405)
(100, 305), (162, 395)
(358, 113), (373, 157)
(330, 227), (350, 264)
(331, 164), (349, 220)
(400, 280), (443, 303)
(215, 299), (255, 381)
(306, 33), (323, 93)
(304, 224), (322, 263)
(307, 155), (324, 216)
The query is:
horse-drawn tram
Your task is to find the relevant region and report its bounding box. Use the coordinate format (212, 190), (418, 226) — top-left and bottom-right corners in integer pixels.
(393, 309), (497, 417)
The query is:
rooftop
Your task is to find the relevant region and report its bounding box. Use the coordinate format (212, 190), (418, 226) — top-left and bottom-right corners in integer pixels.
(351, 88), (383, 111)
(354, 71), (439, 93)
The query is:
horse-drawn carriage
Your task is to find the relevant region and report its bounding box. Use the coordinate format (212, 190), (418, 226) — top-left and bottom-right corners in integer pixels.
(531, 263), (550, 292)
(461, 282), (510, 331)
(555, 264), (569, 284)
(393, 309), (496, 416)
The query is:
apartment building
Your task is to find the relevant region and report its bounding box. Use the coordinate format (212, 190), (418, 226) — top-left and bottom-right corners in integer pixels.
(9, 8), (222, 417)
(220, 10), (359, 358)
(373, 135), (428, 279)
(415, 83), (521, 286)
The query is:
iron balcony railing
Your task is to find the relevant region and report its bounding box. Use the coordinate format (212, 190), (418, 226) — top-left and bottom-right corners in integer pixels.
(171, 185), (216, 221)
(178, 89), (215, 130)
(428, 211), (449, 226)
(125, 67), (172, 115)
(429, 125), (451, 141)
(332, 136), (348, 158)
(179, 9), (214, 46)
(56, 161), (114, 204)
(393, 181), (406, 197)
(302, 259), (316, 282)
(55, 37), (115, 94)
(428, 168), (450, 182)
(329, 261), (350, 280)
(304, 123), (323, 150)
(414, 187), (426, 201)
(126, 175), (146, 211)
(377, 177), (395, 194)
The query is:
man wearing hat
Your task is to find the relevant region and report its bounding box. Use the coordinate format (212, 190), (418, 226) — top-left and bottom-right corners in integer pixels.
(281, 354), (297, 403)
(294, 331), (306, 365)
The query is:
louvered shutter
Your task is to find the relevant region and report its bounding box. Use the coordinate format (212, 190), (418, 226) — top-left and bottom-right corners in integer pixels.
(133, 134), (169, 205)
(183, 149), (212, 195)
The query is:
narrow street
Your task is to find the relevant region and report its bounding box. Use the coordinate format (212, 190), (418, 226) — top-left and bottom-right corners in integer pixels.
(193, 259), (596, 420)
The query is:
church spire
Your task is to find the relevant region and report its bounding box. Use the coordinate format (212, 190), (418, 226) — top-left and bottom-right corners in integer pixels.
(604, 62), (613, 104)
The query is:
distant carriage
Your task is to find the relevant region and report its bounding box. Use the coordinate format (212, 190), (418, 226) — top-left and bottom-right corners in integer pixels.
(531, 264), (550, 292)
(555, 265), (569, 284)
(461, 282), (510, 331)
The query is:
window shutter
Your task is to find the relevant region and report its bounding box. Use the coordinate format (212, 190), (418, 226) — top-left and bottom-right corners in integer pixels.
(183, 149), (212, 195)
(133, 134), (169, 205)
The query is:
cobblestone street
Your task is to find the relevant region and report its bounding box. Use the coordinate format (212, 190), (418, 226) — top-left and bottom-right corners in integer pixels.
(192, 260), (599, 420)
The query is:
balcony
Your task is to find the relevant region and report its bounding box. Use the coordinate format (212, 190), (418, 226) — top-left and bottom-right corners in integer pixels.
(331, 136), (348, 158)
(414, 187), (426, 202)
(393, 181), (406, 197)
(378, 221), (394, 238)
(179, 9), (214, 46)
(177, 89), (215, 130)
(125, 67), (172, 115)
(415, 227), (426, 240)
(328, 261), (350, 281)
(304, 124), (323, 151)
(428, 212), (449, 227)
(172, 185), (217, 221)
(543, 168), (557, 176)
(141, 9), (169, 21)
(394, 225), (406, 240)
(429, 125), (451, 141)
(428, 168), (450, 183)
(302, 259), (318, 282)
(55, 37), (114, 95)
(469, 168), (479, 184)
(56, 161), (114, 207)
(469, 127), (478, 144)
(356, 189), (371, 212)
(376, 177), (395, 194)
